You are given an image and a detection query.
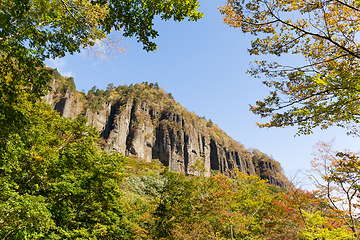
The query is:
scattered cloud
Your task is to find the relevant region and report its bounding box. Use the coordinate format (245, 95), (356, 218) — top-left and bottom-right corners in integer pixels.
(46, 58), (66, 69)
(45, 58), (73, 77)
(62, 71), (73, 77)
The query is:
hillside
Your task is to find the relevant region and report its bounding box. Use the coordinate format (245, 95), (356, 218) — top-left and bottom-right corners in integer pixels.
(45, 69), (290, 187)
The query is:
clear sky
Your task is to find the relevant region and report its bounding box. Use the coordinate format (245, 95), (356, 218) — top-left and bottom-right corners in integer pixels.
(45, 0), (360, 188)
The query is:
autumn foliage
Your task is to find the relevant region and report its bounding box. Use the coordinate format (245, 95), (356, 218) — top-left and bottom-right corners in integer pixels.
(220, 0), (360, 134)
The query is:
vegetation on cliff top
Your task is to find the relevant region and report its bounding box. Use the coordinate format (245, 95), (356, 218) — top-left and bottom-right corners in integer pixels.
(51, 74), (287, 184)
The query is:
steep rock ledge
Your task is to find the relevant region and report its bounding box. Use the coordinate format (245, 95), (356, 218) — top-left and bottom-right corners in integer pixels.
(45, 80), (290, 188)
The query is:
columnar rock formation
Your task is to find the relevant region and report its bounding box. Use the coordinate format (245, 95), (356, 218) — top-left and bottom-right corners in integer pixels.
(45, 77), (289, 188)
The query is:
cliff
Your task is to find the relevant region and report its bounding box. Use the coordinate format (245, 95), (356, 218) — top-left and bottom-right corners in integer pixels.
(45, 71), (290, 188)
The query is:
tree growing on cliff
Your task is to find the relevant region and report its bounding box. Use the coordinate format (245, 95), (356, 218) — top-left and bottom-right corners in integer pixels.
(220, 0), (360, 134)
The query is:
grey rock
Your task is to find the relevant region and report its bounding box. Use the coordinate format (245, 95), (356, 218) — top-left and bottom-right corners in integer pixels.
(46, 86), (289, 188)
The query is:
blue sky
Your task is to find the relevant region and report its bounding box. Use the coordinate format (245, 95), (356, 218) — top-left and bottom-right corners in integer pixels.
(45, 0), (360, 188)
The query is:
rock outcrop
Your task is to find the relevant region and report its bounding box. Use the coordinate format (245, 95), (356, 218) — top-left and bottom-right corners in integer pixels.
(45, 78), (290, 188)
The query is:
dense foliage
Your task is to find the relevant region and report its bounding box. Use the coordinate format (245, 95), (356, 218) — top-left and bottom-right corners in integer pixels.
(218, 4), (360, 238)
(2, 0), (360, 238)
(0, 101), (129, 239)
(94, 157), (360, 239)
(0, 4), (202, 237)
(1, 84), (358, 238)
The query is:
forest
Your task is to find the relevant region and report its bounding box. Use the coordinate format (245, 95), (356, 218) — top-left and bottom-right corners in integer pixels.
(2, 0), (360, 239)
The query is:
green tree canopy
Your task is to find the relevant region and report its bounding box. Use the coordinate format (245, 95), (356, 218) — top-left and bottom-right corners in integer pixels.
(0, 101), (129, 239)
(1, 0), (203, 57)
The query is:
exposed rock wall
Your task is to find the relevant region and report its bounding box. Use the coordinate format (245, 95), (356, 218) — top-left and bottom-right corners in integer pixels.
(45, 85), (289, 188)
(53, 90), (83, 119)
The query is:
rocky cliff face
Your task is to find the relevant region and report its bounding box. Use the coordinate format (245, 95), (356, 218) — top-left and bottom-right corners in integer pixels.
(45, 77), (290, 188)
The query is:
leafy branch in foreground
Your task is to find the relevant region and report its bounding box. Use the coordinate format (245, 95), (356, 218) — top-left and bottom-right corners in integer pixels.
(220, 0), (360, 134)
(0, 0), (203, 113)
(0, 0), (203, 156)
(0, 101), (128, 239)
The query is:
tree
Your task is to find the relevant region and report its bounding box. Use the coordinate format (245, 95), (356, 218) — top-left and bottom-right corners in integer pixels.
(0, 101), (129, 239)
(152, 169), (279, 239)
(2, 0), (203, 57)
(1, 0), (203, 158)
(220, 0), (360, 134)
(300, 210), (356, 240)
(263, 187), (312, 239)
(309, 140), (360, 238)
(0, 0), (203, 118)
